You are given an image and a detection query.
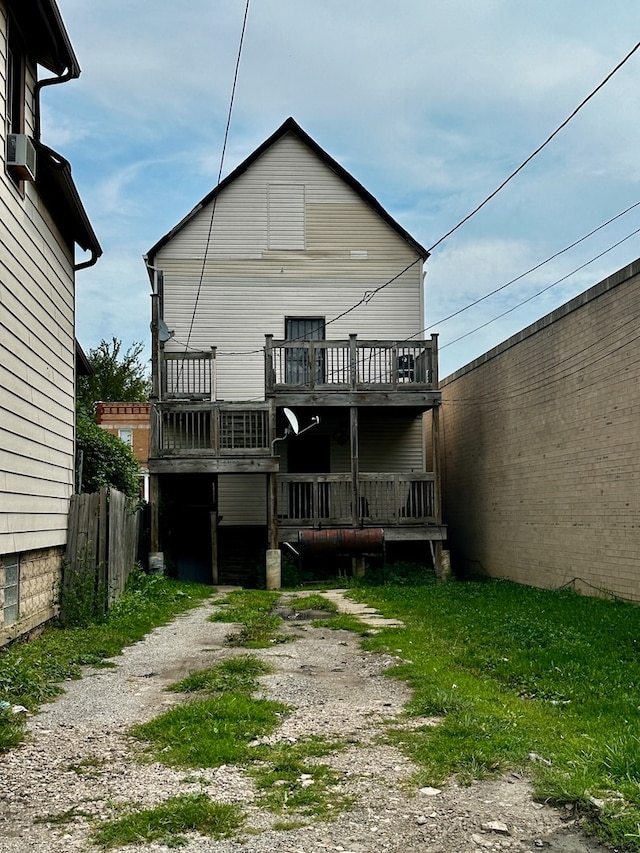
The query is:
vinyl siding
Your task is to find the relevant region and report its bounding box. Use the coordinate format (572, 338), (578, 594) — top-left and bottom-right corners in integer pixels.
(0, 7), (76, 555)
(158, 133), (423, 401)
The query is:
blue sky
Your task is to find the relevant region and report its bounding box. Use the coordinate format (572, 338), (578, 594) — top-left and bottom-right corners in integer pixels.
(46, 1), (640, 378)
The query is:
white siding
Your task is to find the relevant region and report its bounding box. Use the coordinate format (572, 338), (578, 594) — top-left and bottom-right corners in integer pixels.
(158, 133), (423, 401)
(218, 474), (266, 525)
(0, 7), (77, 555)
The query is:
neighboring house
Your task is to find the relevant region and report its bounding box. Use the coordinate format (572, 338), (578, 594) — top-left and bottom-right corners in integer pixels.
(95, 402), (151, 501)
(144, 118), (444, 584)
(0, 0), (101, 645)
(440, 258), (640, 602)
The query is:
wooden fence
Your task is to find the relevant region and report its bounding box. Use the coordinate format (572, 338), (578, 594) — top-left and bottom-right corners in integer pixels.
(64, 487), (141, 618)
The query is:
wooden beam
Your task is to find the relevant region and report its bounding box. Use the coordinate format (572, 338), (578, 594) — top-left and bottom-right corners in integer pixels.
(149, 458), (279, 474)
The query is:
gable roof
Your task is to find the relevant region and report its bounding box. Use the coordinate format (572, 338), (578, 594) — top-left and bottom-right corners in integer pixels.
(145, 117), (429, 265)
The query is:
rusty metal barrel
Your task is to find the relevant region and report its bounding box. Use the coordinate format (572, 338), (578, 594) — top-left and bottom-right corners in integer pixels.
(298, 528), (384, 556)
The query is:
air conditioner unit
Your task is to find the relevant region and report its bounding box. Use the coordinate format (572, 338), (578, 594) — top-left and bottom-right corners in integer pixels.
(7, 134), (36, 181)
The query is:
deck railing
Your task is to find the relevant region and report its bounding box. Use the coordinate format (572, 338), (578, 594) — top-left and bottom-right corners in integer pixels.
(161, 350), (216, 400)
(158, 335), (438, 399)
(277, 473), (435, 526)
(266, 334), (438, 393)
(151, 401), (270, 456)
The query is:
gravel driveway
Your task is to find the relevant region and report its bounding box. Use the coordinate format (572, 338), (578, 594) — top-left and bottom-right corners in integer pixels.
(0, 590), (611, 852)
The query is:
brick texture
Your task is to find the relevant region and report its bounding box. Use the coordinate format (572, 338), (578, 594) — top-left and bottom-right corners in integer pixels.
(440, 260), (640, 601)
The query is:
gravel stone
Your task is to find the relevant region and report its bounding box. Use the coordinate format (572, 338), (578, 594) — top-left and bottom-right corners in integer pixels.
(0, 590), (611, 852)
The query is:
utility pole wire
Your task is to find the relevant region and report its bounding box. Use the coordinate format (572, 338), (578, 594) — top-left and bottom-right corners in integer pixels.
(428, 40), (640, 253)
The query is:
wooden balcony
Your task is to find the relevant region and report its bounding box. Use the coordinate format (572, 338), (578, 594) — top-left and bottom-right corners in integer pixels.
(265, 334), (440, 406)
(277, 473), (437, 528)
(148, 401), (278, 474)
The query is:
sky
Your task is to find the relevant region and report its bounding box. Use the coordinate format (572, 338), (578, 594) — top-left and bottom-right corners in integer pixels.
(44, 1), (640, 379)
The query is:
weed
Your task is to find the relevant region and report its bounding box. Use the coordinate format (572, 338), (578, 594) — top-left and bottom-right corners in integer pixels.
(211, 590), (290, 647)
(67, 756), (107, 776)
(0, 573), (211, 752)
(58, 548), (108, 628)
(91, 793), (243, 848)
(288, 595), (338, 613)
(130, 693), (289, 768)
(311, 614), (372, 635)
(168, 654), (273, 694)
(250, 737), (353, 820)
(349, 577), (640, 849)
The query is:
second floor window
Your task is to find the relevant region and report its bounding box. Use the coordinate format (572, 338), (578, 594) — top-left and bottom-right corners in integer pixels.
(118, 429), (133, 448)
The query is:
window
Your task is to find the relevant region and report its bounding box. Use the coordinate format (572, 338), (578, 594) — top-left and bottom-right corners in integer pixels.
(118, 428), (133, 448)
(2, 554), (19, 627)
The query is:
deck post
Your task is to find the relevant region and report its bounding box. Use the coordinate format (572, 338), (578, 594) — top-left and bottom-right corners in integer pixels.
(150, 473), (160, 553)
(210, 476), (219, 585)
(267, 399), (279, 551)
(350, 406), (359, 526)
(349, 334), (357, 390)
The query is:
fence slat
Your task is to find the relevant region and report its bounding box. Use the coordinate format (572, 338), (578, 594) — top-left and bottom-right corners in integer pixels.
(64, 488), (141, 617)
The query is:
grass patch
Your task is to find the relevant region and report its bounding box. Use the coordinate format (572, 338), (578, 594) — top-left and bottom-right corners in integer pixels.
(92, 793), (243, 848)
(130, 693), (289, 767)
(210, 590), (291, 647)
(250, 737), (353, 821)
(348, 577), (640, 851)
(168, 654), (272, 695)
(288, 594), (338, 613)
(0, 572), (212, 752)
(312, 614), (372, 635)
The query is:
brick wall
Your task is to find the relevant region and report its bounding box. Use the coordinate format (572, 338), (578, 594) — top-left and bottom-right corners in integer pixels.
(1, 547), (62, 646)
(440, 259), (640, 601)
(95, 403), (151, 466)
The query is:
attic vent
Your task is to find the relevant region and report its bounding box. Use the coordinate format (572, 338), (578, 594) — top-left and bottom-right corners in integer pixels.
(7, 134), (36, 181)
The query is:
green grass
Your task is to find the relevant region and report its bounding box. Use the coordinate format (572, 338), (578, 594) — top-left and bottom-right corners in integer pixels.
(249, 737), (353, 821)
(168, 654), (273, 695)
(91, 793), (244, 848)
(288, 594), (338, 613)
(0, 571), (212, 752)
(131, 693), (289, 767)
(312, 613), (372, 635)
(210, 589), (291, 647)
(348, 577), (640, 851)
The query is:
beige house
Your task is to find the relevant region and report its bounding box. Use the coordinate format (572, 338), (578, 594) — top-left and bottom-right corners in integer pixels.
(0, 0), (101, 644)
(144, 118), (444, 584)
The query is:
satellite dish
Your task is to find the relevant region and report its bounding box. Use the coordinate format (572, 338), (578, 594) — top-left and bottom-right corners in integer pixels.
(283, 408), (299, 435)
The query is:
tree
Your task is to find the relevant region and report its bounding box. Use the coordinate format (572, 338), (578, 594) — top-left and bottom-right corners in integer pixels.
(76, 413), (140, 501)
(77, 338), (150, 419)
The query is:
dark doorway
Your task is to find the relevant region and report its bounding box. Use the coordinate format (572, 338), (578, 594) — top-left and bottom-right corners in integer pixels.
(161, 474), (214, 584)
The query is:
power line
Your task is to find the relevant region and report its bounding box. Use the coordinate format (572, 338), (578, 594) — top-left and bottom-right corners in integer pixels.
(182, 0), (251, 359)
(440, 225), (640, 350)
(427, 39), (640, 253)
(394, 201), (640, 346)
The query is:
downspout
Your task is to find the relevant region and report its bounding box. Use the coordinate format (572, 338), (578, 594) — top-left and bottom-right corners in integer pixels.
(34, 64), (98, 271)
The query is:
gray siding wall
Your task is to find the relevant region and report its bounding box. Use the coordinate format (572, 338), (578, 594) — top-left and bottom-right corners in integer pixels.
(440, 259), (640, 602)
(0, 4), (77, 558)
(157, 133), (424, 401)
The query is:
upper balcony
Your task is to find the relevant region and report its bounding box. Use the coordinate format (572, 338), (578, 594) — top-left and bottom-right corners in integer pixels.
(153, 334), (441, 413)
(265, 334), (441, 407)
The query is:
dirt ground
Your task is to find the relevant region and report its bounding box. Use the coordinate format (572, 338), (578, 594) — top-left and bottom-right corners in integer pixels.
(0, 590), (614, 852)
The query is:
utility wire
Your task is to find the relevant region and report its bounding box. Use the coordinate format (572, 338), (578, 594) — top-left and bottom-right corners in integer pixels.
(182, 0), (251, 357)
(406, 200), (640, 342)
(427, 39), (640, 253)
(441, 225), (640, 350)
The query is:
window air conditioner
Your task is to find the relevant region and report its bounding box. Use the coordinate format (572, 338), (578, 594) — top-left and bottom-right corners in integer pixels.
(7, 133), (36, 181)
